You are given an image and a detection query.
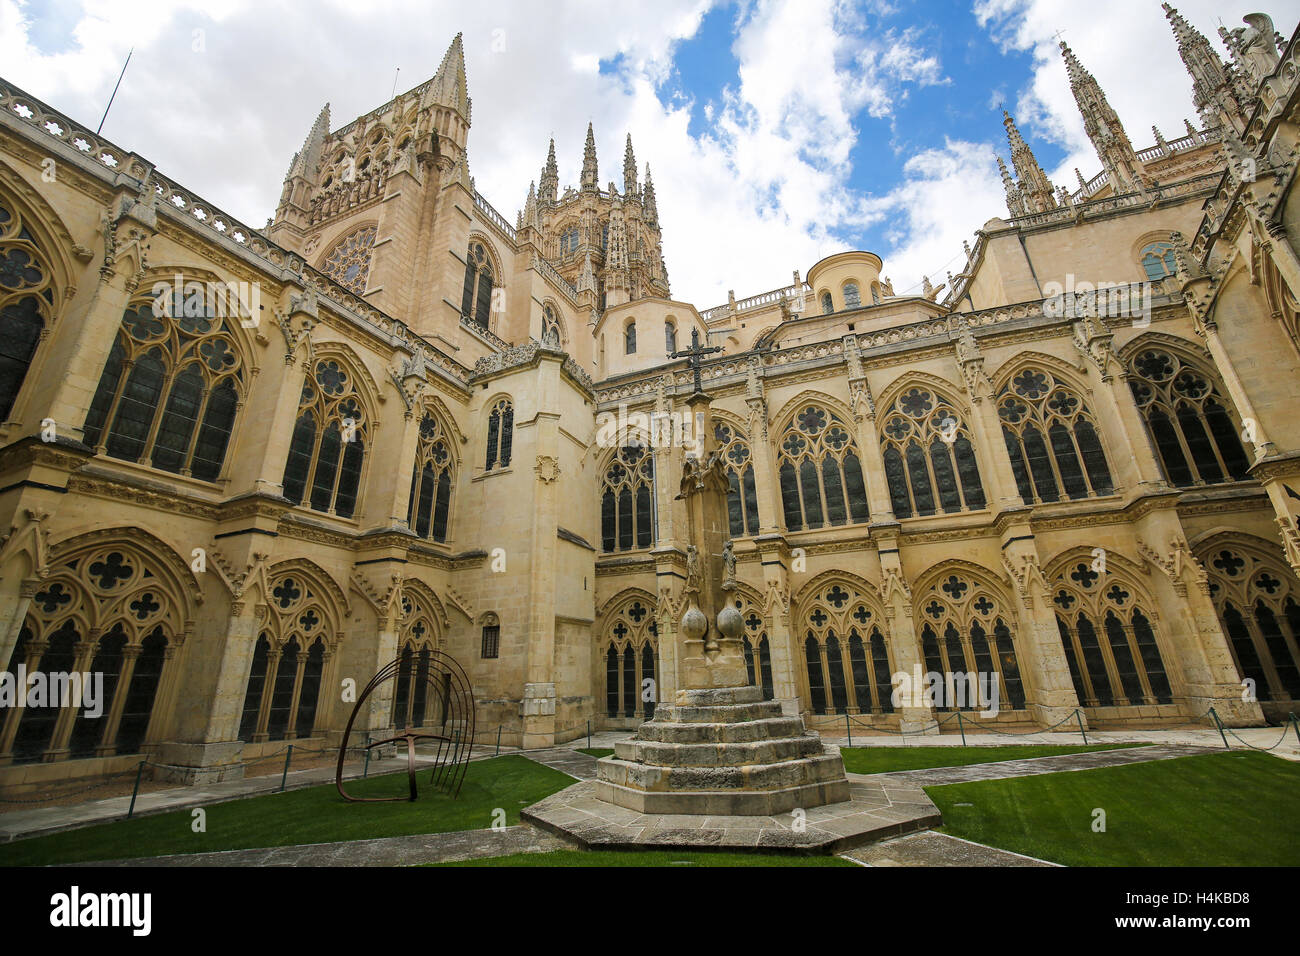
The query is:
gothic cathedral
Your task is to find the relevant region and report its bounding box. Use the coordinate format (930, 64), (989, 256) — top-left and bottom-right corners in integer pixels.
(1, 10), (1299, 793)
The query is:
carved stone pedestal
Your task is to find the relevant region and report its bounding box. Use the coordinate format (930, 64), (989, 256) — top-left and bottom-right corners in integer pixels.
(594, 685), (850, 815)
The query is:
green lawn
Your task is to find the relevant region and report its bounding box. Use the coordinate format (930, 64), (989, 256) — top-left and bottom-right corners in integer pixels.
(0, 754), (572, 867)
(577, 748), (615, 758)
(839, 742), (1147, 774)
(437, 849), (856, 867)
(929, 751), (1300, 866)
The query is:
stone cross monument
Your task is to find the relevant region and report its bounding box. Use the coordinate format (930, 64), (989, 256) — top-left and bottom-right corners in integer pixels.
(591, 349), (851, 816)
(674, 389), (748, 690)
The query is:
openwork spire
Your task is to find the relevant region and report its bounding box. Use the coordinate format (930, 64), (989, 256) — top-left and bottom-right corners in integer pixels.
(1162, 3), (1248, 127)
(643, 163), (658, 223)
(539, 137), (558, 205)
(996, 156), (1025, 218)
(623, 134), (638, 196)
(581, 122), (598, 191)
(1002, 110), (1055, 214)
(1059, 41), (1145, 193)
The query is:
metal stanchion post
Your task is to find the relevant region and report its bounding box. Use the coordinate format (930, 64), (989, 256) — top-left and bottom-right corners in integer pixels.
(495, 725), (502, 756)
(1075, 709), (1087, 745)
(280, 744), (293, 792)
(846, 713), (852, 749)
(957, 709), (967, 746)
(1210, 708), (1230, 749)
(127, 759), (146, 819)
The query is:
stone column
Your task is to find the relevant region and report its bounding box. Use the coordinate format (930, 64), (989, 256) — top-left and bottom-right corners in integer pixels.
(94, 645), (140, 757)
(26, 195), (155, 444)
(1137, 513), (1264, 726)
(41, 637), (99, 762)
(754, 536), (799, 715)
(521, 355), (566, 749)
(877, 549), (937, 734)
(1002, 543), (1085, 728)
(0, 639), (46, 763)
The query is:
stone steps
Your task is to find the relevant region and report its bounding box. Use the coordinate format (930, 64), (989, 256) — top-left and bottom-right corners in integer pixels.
(650, 700), (787, 724)
(591, 683), (853, 815)
(614, 734), (824, 767)
(597, 752), (847, 792)
(635, 715), (809, 744)
(593, 776), (852, 816)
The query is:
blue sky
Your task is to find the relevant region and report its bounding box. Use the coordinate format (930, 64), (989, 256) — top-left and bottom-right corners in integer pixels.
(0, 0), (1276, 306)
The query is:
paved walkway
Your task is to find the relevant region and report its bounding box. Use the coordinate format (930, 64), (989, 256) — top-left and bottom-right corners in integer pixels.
(855, 743), (1216, 788)
(822, 726), (1300, 761)
(82, 823), (570, 867)
(521, 747), (602, 781)
(842, 831), (1058, 867)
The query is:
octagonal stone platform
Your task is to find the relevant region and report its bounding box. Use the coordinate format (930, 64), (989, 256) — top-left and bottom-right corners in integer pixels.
(594, 685), (853, 816)
(521, 776), (941, 854)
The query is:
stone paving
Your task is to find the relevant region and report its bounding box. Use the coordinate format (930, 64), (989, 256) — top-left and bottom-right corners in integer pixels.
(79, 823), (571, 867)
(823, 726), (1300, 761)
(522, 776), (940, 853)
(519, 747), (602, 781)
(841, 831), (1058, 867)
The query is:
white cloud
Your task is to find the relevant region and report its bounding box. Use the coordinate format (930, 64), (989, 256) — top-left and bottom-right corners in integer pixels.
(4, 0), (1269, 315)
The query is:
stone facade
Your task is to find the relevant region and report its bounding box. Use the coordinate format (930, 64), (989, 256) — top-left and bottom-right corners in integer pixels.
(1, 14), (1299, 793)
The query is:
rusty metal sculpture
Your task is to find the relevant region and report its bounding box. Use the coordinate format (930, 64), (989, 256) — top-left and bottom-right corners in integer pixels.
(335, 650), (476, 802)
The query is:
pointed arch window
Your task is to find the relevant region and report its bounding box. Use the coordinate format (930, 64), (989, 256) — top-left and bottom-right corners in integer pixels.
(714, 421), (760, 536)
(604, 599), (658, 720)
(601, 444), (655, 552)
(0, 197), (55, 422)
(238, 573), (330, 742)
(560, 227), (580, 257)
(776, 404), (869, 531)
(1202, 546), (1300, 702)
(407, 411), (453, 542)
(800, 582), (893, 716)
(82, 290), (245, 482)
(485, 398), (513, 470)
(460, 241), (495, 327)
(281, 358), (369, 518)
(1127, 349), (1251, 487)
(735, 598), (774, 700)
(1053, 563), (1172, 707)
(625, 322), (637, 354)
(998, 367), (1113, 503)
(4, 545), (181, 762)
(820, 291), (833, 315)
(880, 388), (985, 518)
(1139, 242), (1176, 281)
(843, 282), (861, 309)
(918, 574), (1025, 711)
(541, 305), (562, 346)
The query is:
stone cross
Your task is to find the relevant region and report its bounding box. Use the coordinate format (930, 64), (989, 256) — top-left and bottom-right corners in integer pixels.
(671, 327), (723, 395)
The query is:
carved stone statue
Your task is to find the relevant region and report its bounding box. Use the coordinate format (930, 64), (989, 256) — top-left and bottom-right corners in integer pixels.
(684, 544), (700, 596)
(721, 540), (736, 591)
